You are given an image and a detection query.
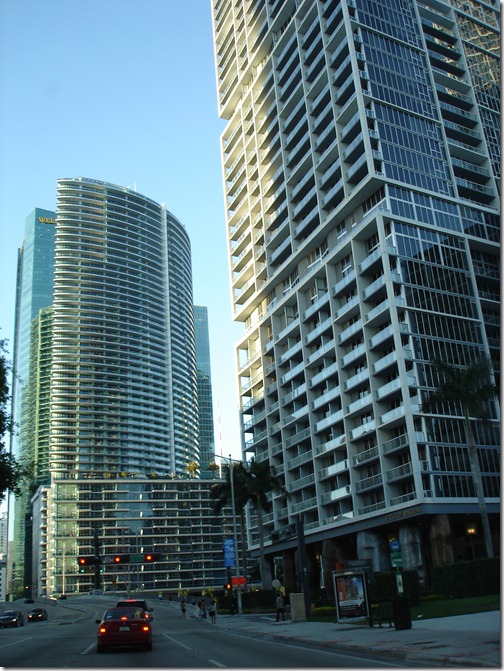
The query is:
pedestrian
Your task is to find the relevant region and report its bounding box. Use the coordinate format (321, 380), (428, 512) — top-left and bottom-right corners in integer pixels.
(180, 598), (186, 619)
(276, 593), (285, 622)
(200, 598), (207, 619)
(209, 598), (217, 624)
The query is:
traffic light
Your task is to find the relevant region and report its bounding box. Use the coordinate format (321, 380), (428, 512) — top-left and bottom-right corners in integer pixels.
(112, 554), (130, 564)
(143, 553), (161, 562)
(77, 556), (100, 572)
(225, 581), (232, 591)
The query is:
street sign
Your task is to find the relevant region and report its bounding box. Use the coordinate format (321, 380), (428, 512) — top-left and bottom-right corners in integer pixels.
(232, 576), (246, 586)
(130, 553), (144, 563)
(223, 538), (235, 568)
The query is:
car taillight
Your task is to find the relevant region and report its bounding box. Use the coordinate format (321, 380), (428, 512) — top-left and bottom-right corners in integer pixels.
(142, 625), (150, 632)
(99, 626), (107, 633)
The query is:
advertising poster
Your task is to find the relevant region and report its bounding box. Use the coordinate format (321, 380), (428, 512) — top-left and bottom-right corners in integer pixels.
(334, 572), (369, 621)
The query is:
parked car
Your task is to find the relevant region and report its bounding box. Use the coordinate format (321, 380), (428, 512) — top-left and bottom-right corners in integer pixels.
(0, 610), (25, 628)
(27, 608), (48, 622)
(116, 599), (153, 620)
(96, 607), (152, 653)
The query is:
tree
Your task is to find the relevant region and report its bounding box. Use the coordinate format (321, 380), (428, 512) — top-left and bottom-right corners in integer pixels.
(0, 340), (32, 503)
(245, 458), (288, 590)
(207, 462), (220, 479)
(422, 356), (497, 558)
(184, 461), (199, 478)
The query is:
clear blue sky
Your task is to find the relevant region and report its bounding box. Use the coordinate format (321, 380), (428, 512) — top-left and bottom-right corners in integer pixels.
(0, 0), (243, 463)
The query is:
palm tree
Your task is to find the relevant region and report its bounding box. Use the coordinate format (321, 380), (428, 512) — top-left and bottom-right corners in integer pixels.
(184, 461), (199, 478)
(422, 356), (497, 558)
(207, 462), (220, 479)
(210, 461), (249, 575)
(245, 457), (288, 590)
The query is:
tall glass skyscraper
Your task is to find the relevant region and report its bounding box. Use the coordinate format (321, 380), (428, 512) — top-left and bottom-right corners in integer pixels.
(194, 305), (216, 477)
(211, 0), (500, 590)
(11, 208), (56, 595)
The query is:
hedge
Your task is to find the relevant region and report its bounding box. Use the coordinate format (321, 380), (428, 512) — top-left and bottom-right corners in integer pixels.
(430, 558), (500, 598)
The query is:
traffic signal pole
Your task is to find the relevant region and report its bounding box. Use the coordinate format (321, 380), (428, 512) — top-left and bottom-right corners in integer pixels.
(93, 529), (101, 590)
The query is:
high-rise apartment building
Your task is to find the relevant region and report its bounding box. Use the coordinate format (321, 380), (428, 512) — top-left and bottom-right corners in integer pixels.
(194, 306), (216, 477)
(211, 0), (500, 591)
(50, 177), (198, 478)
(10, 178), (201, 597)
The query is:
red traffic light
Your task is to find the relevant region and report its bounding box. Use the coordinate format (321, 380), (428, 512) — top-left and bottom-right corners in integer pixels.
(112, 554), (130, 563)
(143, 552), (161, 562)
(77, 556), (100, 566)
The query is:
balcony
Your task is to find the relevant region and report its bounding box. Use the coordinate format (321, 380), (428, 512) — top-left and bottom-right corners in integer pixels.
(320, 485), (351, 504)
(386, 462), (413, 483)
(318, 459), (349, 480)
(353, 445), (379, 466)
(355, 473), (383, 493)
(315, 433), (346, 456)
(315, 408), (344, 433)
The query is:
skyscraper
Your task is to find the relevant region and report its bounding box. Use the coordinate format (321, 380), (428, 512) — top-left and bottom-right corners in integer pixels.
(11, 208), (56, 595)
(10, 178), (200, 596)
(194, 305), (216, 478)
(50, 177), (199, 477)
(211, 0), (500, 590)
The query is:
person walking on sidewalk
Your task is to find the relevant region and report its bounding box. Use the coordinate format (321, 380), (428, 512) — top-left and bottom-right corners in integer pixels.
(209, 598), (217, 624)
(276, 593), (285, 622)
(180, 599), (186, 620)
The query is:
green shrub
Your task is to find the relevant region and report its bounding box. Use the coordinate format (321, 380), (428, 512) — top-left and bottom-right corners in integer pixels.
(311, 606), (336, 617)
(431, 558), (499, 598)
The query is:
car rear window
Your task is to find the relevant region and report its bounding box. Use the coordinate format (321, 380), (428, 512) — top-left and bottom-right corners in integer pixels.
(116, 600), (149, 610)
(104, 608), (141, 620)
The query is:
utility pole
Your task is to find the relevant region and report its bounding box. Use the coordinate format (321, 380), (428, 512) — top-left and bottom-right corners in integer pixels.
(296, 515), (311, 617)
(93, 528), (101, 591)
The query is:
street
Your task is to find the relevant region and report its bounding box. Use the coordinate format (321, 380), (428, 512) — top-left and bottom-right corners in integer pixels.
(0, 597), (404, 668)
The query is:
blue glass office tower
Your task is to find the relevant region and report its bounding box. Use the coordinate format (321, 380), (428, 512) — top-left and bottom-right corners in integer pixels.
(212, 0), (500, 590)
(194, 306), (216, 477)
(11, 208), (56, 595)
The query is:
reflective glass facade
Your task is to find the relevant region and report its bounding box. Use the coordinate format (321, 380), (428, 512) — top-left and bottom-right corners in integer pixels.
(194, 306), (216, 478)
(211, 0), (500, 586)
(11, 209), (56, 595)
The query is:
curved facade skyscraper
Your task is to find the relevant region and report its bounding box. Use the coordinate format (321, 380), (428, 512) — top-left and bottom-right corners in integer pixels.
(50, 177), (198, 478)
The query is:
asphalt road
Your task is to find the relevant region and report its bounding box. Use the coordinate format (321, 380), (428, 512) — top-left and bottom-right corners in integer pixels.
(0, 597), (405, 668)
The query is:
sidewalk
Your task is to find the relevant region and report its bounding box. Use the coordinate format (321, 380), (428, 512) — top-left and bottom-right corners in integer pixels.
(210, 610), (501, 667)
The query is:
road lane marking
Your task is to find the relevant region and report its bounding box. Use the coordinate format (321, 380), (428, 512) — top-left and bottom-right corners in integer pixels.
(208, 660), (226, 667)
(81, 642), (96, 655)
(162, 633), (192, 651)
(0, 636), (33, 649)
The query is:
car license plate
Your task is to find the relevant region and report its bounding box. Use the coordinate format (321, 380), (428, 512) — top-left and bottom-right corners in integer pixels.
(119, 626), (130, 631)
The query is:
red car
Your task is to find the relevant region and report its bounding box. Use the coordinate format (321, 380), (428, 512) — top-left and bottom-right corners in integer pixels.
(96, 607), (152, 653)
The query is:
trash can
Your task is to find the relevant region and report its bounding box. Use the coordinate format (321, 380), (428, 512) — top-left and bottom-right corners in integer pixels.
(392, 595), (411, 630)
